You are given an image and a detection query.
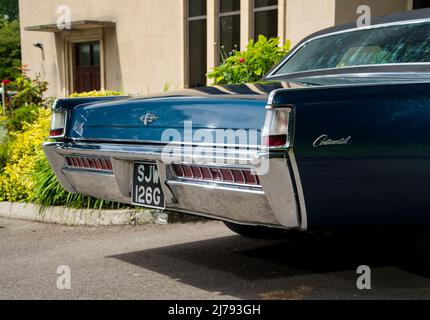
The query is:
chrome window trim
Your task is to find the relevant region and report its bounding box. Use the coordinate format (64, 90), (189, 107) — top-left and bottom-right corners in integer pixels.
(266, 18), (430, 79)
(266, 65), (430, 82)
(278, 72), (430, 85)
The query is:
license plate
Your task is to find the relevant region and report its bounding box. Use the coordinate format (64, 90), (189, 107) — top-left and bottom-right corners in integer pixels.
(132, 162), (165, 209)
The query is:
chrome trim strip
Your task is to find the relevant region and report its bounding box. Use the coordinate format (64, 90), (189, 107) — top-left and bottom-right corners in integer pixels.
(63, 165), (113, 176)
(174, 161), (257, 169)
(288, 149), (307, 231)
(170, 175), (263, 190)
(71, 138), (262, 150)
(266, 18), (430, 79)
(167, 180), (264, 194)
(57, 143), (261, 166)
(257, 152), (301, 229)
(267, 65), (430, 82)
(63, 167), (114, 176)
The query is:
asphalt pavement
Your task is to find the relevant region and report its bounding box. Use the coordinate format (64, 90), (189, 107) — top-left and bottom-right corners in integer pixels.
(1, 217), (430, 300)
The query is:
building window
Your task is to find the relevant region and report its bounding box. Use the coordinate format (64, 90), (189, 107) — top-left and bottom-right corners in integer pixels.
(188, 0), (207, 88)
(414, 0), (430, 9)
(253, 0), (278, 40)
(74, 42), (101, 93)
(219, 0), (241, 62)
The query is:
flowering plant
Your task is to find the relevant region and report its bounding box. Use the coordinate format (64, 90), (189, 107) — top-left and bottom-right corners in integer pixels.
(207, 35), (291, 85)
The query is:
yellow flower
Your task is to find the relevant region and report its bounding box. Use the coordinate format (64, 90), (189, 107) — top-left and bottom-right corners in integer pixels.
(0, 108), (51, 202)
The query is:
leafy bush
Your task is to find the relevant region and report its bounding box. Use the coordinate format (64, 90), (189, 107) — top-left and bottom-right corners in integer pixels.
(0, 135), (10, 170)
(0, 18), (21, 81)
(4, 105), (39, 132)
(10, 73), (49, 109)
(70, 90), (125, 98)
(0, 105), (129, 209)
(0, 0), (19, 21)
(207, 36), (291, 85)
(0, 108), (50, 202)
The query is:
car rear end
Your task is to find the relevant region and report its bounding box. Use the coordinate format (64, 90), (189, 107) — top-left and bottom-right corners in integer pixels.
(44, 90), (305, 230)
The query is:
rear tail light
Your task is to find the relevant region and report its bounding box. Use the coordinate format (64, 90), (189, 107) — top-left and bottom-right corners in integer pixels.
(262, 108), (292, 147)
(65, 156), (113, 172)
(171, 164), (260, 187)
(49, 110), (67, 138)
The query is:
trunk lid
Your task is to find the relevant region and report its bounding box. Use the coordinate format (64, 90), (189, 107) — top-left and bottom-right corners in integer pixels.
(67, 84), (281, 146)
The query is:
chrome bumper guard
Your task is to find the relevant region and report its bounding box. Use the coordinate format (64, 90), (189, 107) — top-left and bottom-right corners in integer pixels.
(43, 142), (306, 230)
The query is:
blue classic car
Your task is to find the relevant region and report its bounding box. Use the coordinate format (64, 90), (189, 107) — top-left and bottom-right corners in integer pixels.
(45, 9), (430, 263)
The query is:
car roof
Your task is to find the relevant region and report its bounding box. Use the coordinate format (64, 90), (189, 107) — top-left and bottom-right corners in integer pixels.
(298, 7), (430, 46)
(264, 8), (430, 81)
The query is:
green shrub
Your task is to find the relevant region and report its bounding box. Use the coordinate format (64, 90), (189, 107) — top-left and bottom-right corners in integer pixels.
(0, 105), (129, 209)
(0, 18), (21, 81)
(207, 35), (291, 85)
(4, 105), (39, 132)
(10, 73), (49, 109)
(70, 90), (125, 98)
(0, 82), (131, 208)
(0, 108), (50, 202)
(0, 136), (10, 170)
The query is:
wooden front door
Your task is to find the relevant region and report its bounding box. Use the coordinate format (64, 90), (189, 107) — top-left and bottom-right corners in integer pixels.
(74, 42), (101, 93)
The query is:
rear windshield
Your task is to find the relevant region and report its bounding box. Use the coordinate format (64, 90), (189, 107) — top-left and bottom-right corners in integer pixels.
(273, 22), (430, 76)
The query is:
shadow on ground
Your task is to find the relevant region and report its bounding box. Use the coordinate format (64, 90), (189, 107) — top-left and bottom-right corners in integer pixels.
(110, 232), (430, 299)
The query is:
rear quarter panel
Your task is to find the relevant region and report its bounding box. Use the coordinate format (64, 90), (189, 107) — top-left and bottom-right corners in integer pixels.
(273, 82), (430, 230)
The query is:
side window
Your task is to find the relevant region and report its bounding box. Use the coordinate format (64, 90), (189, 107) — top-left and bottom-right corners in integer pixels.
(219, 0), (241, 62)
(188, 0), (207, 88)
(253, 0), (278, 40)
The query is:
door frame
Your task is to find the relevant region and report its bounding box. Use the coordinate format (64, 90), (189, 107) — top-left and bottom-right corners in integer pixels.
(63, 30), (106, 96)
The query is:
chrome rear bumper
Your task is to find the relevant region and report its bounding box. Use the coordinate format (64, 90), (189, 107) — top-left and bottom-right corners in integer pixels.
(43, 142), (307, 230)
